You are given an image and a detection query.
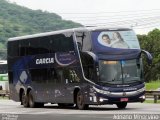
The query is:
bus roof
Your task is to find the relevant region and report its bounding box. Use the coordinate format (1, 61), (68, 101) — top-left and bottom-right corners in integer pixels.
(8, 26), (132, 41)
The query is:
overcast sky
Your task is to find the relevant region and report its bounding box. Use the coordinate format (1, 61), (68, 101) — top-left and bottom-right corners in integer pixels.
(8, 0), (160, 34)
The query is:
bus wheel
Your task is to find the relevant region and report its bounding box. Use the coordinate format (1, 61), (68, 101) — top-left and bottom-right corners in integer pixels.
(28, 91), (44, 108)
(116, 102), (127, 109)
(21, 91), (29, 107)
(76, 91), (88, 110)
(28, 90), (36, 108)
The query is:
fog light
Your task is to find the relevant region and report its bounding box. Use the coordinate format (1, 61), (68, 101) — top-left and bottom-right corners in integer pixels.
(99, 97), (108, 102)
(99, 98), (104, 102)
(139, 95), (145, 99)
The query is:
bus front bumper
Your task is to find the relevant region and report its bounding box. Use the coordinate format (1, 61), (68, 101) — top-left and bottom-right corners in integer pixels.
(95, 91), (145, 104)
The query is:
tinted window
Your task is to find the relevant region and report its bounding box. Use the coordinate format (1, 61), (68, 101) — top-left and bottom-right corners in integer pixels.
(9, 33), (74, 56)
(21, 37), (50, 55)
(27, 38), (40, 55)
(63, 69), (80, 83)
(8, 41), (19, 57)
(38, 36), (50, 54)
(50, 33), (74, 53)
(30, 68), (48, 83)
(76, 31), (92, 51)
(19, 39), (28, 56)
(56, 69), (63, 83)
(47, 68), (57, 83)
(80, 52), (94, 80)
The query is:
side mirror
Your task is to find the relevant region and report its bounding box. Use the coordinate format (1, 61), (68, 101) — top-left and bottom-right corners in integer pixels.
(141, 50), (153, 65)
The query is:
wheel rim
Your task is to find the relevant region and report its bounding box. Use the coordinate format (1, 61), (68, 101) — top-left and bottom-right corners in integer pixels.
(22, 92), (28, 107)
(77, 92), (84, 108)
(29, 93), (34, 107)
(22, 93), (26, 105)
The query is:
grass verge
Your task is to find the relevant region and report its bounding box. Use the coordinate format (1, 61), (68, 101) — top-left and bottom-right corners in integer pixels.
(0, 96), (9, 100)
(144, 100), (160, 104)
(145, 80), (160, 90)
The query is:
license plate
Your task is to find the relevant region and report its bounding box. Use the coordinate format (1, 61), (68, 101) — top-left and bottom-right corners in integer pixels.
(120, 98), (128, 102)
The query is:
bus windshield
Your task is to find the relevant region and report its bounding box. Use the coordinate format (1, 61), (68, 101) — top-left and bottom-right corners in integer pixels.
(99, 59), (143, 84)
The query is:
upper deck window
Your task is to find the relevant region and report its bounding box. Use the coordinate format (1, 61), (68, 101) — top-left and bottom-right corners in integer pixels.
(75, 31), (92, 51)
(8, 33), (75, 57)
(49, 33), (74, 53)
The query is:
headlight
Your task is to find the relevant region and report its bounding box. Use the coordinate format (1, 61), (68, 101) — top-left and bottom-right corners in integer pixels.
(93, 86), (110, 95)
(137, 87), (145, 93)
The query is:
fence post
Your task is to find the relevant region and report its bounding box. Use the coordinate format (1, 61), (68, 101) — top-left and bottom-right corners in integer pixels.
(154, 95), (157, 103)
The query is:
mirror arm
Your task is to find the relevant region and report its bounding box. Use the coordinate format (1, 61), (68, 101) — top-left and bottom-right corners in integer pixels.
(141, 50), (153, 65)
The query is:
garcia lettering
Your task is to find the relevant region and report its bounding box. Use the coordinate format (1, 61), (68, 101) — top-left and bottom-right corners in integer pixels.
(36, 58), (54, 64)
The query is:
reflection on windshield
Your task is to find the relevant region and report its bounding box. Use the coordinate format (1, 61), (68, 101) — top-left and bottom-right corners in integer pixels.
(99, 59), (142, 84)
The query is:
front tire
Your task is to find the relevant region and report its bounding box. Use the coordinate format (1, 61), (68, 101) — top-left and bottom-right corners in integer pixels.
(21, 91), (29, 107)
(28, 91), (35, 108)
(116, 102), (127, 109)
(76, 91), (88, 110)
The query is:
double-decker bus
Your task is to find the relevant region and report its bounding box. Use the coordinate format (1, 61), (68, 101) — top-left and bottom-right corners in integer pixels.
(7, 27), (152, 109)
(0, 60), (8, 91)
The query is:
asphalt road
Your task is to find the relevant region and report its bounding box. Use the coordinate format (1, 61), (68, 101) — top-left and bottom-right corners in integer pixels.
(0, 100), (160, 120)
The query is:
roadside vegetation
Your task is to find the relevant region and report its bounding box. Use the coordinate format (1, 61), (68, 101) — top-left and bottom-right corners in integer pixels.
(138, 29), (160, 82)
(145, 80), (160, 90)
(0, 96), (9, 99)
(144, 100), (160, 104)
(0, 0), (82, 59)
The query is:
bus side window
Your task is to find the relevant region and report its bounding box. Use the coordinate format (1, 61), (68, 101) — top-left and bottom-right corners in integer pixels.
(19, 40), (28, 56)
(75, 31), (92, 51)
(80, 52), (94, 80)
(55, 70), (63, 83)
(30, 68), (48, 83)
(70, 70), (80, 83)
(63, 69), (80, 83)
(38, 37), (50, 54)
(47, 68), (58, 83)
(77, 42), (82, 51)
(49, 34), (74, 53)
(27, 38), (40, 55)
(8, 41), (19, 57)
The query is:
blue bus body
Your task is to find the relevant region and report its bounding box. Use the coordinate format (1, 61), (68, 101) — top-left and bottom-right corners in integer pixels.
(7, 27), (151, 109)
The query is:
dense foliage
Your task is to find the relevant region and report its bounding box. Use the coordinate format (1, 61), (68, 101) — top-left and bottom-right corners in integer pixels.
(0, 0), (82, 59)
(138, 29), (160, 82)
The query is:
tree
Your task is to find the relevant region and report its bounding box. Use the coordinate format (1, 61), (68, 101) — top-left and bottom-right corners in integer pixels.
(0, 0), (82, 60)
(138, 29), (160, 82)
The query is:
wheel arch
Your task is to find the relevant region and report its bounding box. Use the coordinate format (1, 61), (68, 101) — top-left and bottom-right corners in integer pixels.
(73, 87), (81, 103)
(26, 87), (32, 95)
(19, 88), (24, 102)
